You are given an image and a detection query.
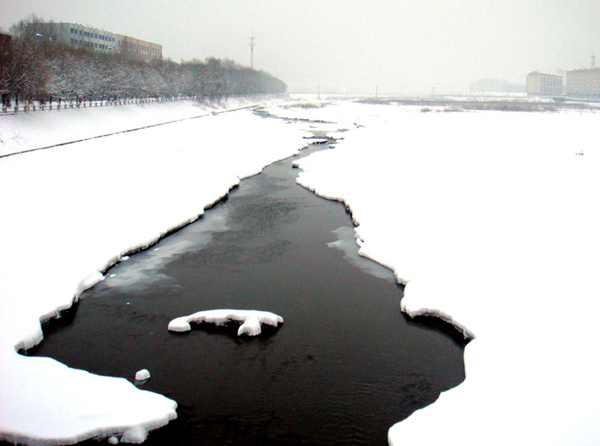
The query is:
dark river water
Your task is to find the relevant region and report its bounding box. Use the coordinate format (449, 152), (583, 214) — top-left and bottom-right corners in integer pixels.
(25, 137), (466, 446)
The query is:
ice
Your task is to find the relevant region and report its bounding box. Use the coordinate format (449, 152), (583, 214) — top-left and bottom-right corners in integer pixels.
(121, 426), (148, 444)
(135, 369), (151, 382)
(4, 95), (599, 445)
(168, 309), (284, 336)
(74, 271), (105, 301)
(327, 226), (396, 282)
(288, 100), (600, 445)
(0, 98), (307, 445)
(101, 207), (231, 292)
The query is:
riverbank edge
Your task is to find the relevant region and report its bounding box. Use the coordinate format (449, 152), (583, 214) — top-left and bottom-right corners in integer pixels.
(0, 97), (310, 446)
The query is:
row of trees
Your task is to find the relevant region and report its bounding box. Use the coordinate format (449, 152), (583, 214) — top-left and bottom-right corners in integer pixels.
(0, 17), (287, 107)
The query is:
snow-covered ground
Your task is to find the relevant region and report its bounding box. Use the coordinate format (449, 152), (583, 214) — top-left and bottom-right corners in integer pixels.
(2, 96), (599, 445)
(0, 99), (307, 444)
(277, 100), (600, 445)
(0, 96), (280, 158)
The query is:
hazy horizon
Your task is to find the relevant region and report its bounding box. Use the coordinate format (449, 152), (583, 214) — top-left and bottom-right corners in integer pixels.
(2, 0), (599, 94)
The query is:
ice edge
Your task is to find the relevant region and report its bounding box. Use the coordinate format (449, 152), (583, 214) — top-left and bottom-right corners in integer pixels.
(15, 181), (242, 355)
(295, 171), (475, 344)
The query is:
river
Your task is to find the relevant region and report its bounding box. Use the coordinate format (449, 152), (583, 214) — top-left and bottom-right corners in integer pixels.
(25, 131), (466, 445)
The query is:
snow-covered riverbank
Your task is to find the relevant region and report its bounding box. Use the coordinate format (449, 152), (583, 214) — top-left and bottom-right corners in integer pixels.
(0, 99), (308, 444)
(278, 100), (600, 446)
(3, 96), (599, 445)
(0, 97), (293, 159)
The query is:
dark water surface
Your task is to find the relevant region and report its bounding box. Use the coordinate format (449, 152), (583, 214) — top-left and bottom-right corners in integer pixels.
(26, 142), (466, 445)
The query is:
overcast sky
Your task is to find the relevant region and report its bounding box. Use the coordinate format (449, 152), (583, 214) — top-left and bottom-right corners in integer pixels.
(2, 0), (599, 93)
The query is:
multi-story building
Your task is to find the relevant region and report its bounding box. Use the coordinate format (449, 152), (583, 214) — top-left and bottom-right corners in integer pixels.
(526, 71), (563, 96)
(27, 22), (162, 61)
(566, 68), (600, 97)
(117, 34), (162, 62)
(32, 22), (118, 53)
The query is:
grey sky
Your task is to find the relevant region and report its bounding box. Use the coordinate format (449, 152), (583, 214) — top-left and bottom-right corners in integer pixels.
(2, 0), (599, 93)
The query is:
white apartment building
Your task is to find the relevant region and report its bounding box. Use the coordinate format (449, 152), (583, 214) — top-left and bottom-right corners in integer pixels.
(33, 22), (118, 53)
(29, 22), (162, 61)
(526, 71), (563, 96)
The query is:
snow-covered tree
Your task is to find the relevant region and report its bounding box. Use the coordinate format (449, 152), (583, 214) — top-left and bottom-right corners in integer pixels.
(4, 14), (288, 106)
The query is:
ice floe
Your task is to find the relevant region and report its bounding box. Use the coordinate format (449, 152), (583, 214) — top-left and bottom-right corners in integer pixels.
(135, 369), (151, 382)
(168, 309), (284, 336)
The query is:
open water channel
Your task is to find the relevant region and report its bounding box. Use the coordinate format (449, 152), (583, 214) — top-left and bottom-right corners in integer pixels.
(25, 130), (467, 445)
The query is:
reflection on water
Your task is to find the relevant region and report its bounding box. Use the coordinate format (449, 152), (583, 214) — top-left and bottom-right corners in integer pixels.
(28, 143), (467, 446)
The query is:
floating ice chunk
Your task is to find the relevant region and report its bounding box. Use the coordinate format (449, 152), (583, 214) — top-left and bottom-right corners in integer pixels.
(168, 309), (283, 336)
(108, 436), (119, 444)
(134, 369), (151, 381)
(121, 425), (148, 443)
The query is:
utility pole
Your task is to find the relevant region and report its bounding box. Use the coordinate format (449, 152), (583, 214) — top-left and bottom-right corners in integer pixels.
(249, 31), (257, 69)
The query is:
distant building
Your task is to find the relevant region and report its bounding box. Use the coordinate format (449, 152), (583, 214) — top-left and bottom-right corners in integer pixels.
(32, 22), (118, 54)
(27, 22), (162, 61)
(117, 34), (162, 62)
(526, 72), (563, 96)
(566, 68), (600, 98)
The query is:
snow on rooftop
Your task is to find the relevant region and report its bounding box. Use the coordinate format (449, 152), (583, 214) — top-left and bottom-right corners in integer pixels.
(168, 309), (284, 336)
(0, 99), (307, 444)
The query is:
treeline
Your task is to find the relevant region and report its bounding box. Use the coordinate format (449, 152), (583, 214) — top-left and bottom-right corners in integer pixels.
(0, 17), (286, 107)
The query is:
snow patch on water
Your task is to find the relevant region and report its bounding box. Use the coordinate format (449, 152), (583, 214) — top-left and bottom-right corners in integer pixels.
(168, 309), (284, 336)
(135, 369), (151, 382)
